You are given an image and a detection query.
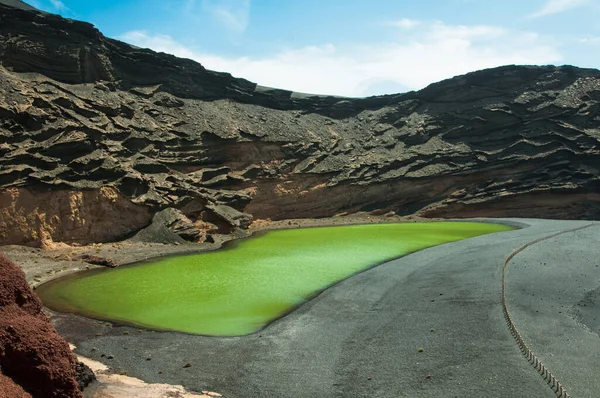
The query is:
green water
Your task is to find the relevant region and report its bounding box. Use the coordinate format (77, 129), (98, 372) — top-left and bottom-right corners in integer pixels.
(37, 222), (512, 336)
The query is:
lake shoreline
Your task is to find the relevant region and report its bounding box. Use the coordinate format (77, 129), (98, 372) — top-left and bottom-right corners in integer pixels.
(35, 220), (512, 336)
(0, 213), (507, 398)
(49, 218), (574, 398)
(2, 213), (446, 288)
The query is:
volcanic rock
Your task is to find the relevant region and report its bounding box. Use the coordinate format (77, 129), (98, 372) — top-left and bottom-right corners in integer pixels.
(75, 254), (117, 268)
(0, 1), (600, 248)
(0, 253), (83, 397)
(74, 361), (95, 391)
(130, 207), (213, 244)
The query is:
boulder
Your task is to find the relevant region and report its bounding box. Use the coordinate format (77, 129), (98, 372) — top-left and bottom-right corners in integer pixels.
(130, 208), (207, 244)
(0, 253), (85, 397)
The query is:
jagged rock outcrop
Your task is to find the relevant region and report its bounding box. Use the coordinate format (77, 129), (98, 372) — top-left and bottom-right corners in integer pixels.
(0, 253), (85, 397)
(1, 2), (600, 247)
(130, 207), (218, 244)
(0, 187), (151, 247)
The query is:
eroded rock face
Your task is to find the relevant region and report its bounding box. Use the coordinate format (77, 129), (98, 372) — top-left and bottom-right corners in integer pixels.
(0, 253), (83, 397)
(130, 208), (218, 244)
(0, 187), (152, 247)
(1, 2), (600, 247)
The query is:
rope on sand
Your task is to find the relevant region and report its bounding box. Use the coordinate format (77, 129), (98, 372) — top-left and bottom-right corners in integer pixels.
(502, 223), (596, 398)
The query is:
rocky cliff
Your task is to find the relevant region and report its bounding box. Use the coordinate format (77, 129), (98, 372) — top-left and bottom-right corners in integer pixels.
(0, 253), (85, 397)
(1, 2), (600, 247)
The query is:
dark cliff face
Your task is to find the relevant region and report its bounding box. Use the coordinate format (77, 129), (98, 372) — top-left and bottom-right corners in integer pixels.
(1, 2), (600, 246)
(0, 0), (36, 11)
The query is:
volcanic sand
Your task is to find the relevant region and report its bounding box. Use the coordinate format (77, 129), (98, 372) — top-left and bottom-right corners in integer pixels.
(7, 217), (600, 397)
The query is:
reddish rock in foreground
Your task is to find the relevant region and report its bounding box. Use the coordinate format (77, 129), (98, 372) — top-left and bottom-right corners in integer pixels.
(0, 253), (82, 397)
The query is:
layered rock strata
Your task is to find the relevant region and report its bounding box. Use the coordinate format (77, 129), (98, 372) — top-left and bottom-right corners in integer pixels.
(1, 2), (600, 248)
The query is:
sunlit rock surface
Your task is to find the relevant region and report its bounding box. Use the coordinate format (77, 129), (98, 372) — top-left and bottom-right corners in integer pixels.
(1, 1), (600, 247)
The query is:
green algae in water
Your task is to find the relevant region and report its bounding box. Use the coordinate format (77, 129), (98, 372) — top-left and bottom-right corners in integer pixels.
(37, 222), (512, 336)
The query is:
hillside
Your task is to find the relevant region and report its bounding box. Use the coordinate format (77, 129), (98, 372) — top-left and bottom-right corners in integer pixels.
(1, 2), (600, 248)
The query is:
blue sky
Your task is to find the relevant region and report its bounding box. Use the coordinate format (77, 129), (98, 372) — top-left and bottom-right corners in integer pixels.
(28, 0), (600, 96)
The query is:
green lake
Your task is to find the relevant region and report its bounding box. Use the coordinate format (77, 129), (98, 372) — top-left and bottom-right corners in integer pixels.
(36, 222), (513, 336)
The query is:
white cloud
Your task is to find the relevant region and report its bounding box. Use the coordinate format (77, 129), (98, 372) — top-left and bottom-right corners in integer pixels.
(201, 0), (251, 33)
(118, 21), (562, 97)
(530, 0), (588, 17)
(119, 31), (199, 59)
(50, 0), (67, 11)
(393, 18), (421, 30)
(425, 22), (506, 41)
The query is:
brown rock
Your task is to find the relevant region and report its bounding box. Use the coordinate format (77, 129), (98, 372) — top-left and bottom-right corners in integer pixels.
(0, 187), (151, 247)
(0, 371), (30, 398)
(75, 254), (117, 268)
(0, 253), (84, 397)
(202, 391), (223, 397)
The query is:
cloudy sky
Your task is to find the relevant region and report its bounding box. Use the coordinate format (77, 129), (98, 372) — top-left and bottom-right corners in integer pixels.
(29, 0), (600, 96)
